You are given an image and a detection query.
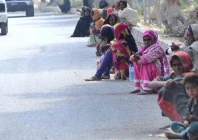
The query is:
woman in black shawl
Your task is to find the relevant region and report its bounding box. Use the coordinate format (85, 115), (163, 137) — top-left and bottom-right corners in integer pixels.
(71, 6), (93, 37)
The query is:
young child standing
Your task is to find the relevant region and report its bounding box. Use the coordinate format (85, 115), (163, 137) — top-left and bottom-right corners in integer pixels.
(165, 72), (198, 140)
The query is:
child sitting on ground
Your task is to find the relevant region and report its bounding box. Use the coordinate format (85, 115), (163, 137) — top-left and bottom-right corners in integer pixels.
(165, 72), (198, 140)
(96, 45), (111, 70)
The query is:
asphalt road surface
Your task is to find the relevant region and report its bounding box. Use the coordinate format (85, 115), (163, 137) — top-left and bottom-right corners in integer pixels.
(0, 12), (170, 140)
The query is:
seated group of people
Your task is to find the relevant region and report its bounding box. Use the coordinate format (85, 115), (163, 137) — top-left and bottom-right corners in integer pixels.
(71, 0), (198, 139)
(91, 23), (198, 139)
(70, 0), (138, 47)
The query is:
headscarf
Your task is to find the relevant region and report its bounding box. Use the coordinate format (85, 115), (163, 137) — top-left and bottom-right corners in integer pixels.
(91, 8), (101, 21)
(119, 0), (127, 7)
(100, 24), (114, 43)
(111, 23), (137, 71)
(140, 30), (170, 76)
(170, 51), (192, 73)
(83, 6), (91, 15)
(99, 0), (109, 9)
(82, 6), (92, 21)
(107, 7), (114, 15)
(190, 24), (198, 41)
(103, 13), (119, 26)
(142, 30), (158, 44)
(114, 23), (138, 53)
(90, 8), (104, 33)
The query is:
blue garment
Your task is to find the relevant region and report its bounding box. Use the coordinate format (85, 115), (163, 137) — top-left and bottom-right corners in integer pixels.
(95, 49), (113, 77)
(171, 121), (198, 139)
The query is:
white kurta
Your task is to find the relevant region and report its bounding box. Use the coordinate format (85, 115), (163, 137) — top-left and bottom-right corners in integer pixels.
(118, 8), (138, 26)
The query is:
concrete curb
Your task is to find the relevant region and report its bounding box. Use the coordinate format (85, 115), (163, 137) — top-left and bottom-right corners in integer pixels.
(39, 6), (79, 14)
(131, 27), (183, 51)
(40, 6), (61, 12)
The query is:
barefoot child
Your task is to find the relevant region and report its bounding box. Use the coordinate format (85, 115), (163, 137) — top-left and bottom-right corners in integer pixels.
(165, 72), (198, 140)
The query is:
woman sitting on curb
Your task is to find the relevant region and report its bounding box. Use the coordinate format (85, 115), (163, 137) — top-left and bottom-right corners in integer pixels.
(130, 30), (169, 95)
(96, 13), (119, 56)
(103, 13), (119, 26)
(118, 0), (138, 28)
(87, 8), (104, 47)
(71, 6), (93, 37)
(149, 51), (192, 122)
(112, 23), (137, 79)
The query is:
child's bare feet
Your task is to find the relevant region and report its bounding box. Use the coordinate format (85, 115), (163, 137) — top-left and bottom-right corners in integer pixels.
(165, 131), (181, 139)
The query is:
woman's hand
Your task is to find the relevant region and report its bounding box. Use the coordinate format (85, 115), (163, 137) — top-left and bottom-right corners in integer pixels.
(183, 120), (189, 128)
(134, 54), (140, 60)
(130, 55), (137, 62)
(164, 79), (176, 87)
(184, 115), (198, 122)
(170, 43), (180, 51)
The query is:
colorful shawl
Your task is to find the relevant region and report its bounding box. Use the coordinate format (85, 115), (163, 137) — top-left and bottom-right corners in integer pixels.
(157, 51), (192, 122)
(111, 23), (137, 70)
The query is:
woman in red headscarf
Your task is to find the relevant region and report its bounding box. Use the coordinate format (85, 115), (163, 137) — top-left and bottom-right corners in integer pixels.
(112, 23), (138, 80)
(149, 51), (193, 122)
(130, 30), (169, 95)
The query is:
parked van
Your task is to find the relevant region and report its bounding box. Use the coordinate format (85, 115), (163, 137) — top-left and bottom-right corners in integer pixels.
(0, 0), (8, 35)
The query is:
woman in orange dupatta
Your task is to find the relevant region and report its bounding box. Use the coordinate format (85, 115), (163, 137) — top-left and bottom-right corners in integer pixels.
(87, 8), (104, 47)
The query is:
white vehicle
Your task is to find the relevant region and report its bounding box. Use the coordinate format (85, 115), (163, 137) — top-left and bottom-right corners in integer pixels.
(0, 0), (8, 35)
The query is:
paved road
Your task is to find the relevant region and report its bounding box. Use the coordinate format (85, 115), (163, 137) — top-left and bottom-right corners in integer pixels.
(0, 12), (170, 140)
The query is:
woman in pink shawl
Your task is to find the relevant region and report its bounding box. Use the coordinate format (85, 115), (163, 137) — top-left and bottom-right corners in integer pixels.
(130, 30), (169, 95)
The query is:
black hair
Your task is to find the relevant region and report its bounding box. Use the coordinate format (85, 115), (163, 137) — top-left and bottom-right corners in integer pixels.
(101, 45), (110, 53)
(170, 55), (180, 66)
(99, 0), (109, 9)
(183, 72), (198, 86)
(119, 0), (127, 7)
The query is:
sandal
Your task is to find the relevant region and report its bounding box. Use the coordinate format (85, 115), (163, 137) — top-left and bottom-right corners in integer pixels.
(130, 89), (140, 94)
(85, 76), (101, 81)
(137, 90), (154, 95)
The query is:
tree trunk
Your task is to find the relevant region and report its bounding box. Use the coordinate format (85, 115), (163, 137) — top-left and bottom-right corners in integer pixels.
(161, 0), (186, 37)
